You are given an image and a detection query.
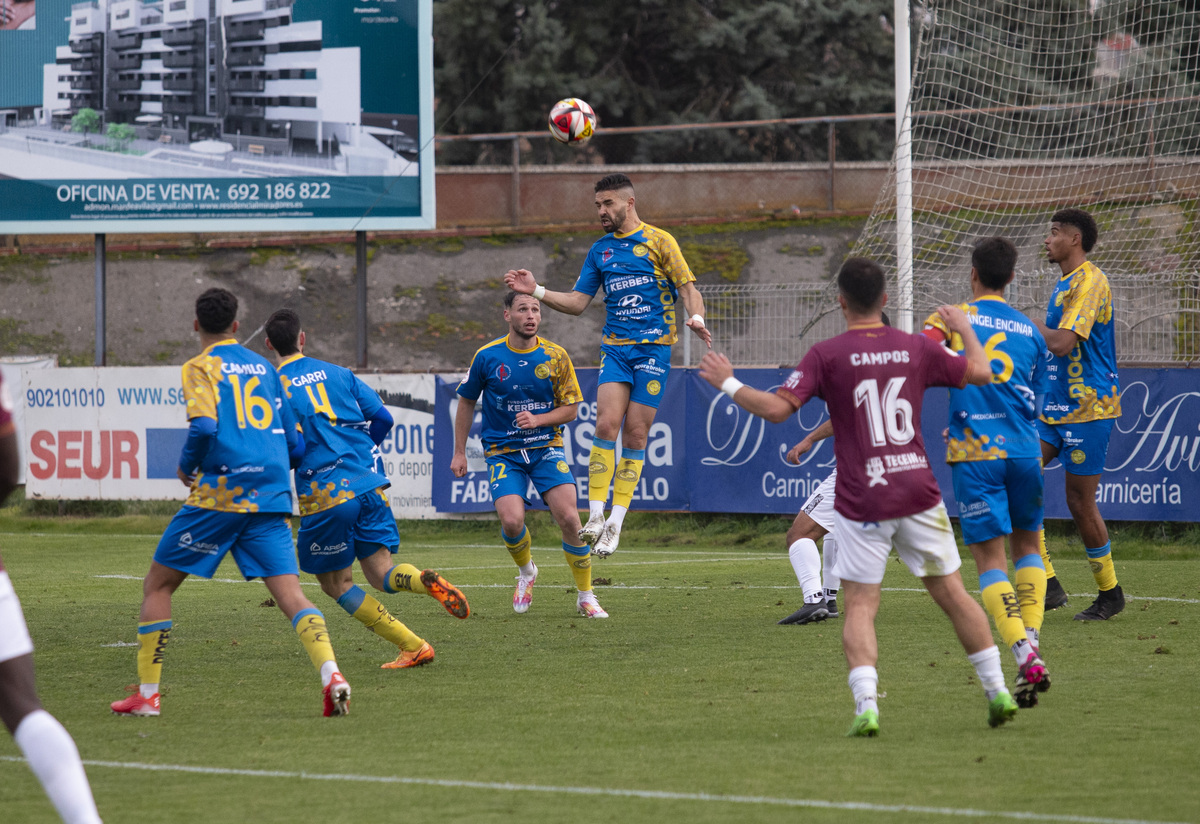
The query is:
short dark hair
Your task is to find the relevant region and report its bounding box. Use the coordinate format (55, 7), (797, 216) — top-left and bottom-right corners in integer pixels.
(195, 288), (238, 334)
(971, 237), (1018, 291)
(594, 173), (633, 194)
(1051, 208), (1098, 253)
(265, 308), (301, 356)
(837, 257), (886, 313)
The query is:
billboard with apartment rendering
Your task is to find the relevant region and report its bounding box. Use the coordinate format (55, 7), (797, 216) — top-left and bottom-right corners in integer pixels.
(0, 0), (434, 233)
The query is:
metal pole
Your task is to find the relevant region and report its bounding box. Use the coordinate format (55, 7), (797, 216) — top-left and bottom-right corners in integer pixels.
(94, 233), (106, 366)
(827, 121), (837, 212)
(356, 230), (368, 369)
(894, 0), (914, 333)
(511, 136), (521, 229)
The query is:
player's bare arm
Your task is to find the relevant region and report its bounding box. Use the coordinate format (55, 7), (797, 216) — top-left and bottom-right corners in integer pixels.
(503, 269), (592, 316)
(787, 418), (834, 464)
(515, 403), (579, 430)
(1029, 316), (1080, 357)
(699, 351), (796, 423)
(450, 397), (477, 478)
(937, 304), (992, 386)
(678, 281), (713, 348)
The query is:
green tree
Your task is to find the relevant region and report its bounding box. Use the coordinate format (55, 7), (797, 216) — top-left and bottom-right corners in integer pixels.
(433, 0), (895, 164)
(70, 107), (101, 140)
(105, 122), (136, 153)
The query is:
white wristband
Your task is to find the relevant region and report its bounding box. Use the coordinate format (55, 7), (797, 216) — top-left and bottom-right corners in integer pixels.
(532, 284), (547, 300)
(690, 313), (705, 327)
(720, 376), (744, 399)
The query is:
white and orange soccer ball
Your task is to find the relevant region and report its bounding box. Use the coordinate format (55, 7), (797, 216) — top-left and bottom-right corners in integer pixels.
(548, 98), (597, 145)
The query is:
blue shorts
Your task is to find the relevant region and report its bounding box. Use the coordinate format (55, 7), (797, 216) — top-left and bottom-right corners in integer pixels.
(155, 506), (297, 580)
(952, 459), (1044, 545)
(488, 447), (575, 503)
(1036, 418), (1114, 476)
(599, 343), (671, 409)
(297, 488), (399, 575)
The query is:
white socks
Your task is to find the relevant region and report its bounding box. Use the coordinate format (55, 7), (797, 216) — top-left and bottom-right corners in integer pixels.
(588, 501), (605, 520)
(607, 505), (628, 530)
(14, 710), (102, 824)
(967, 646), (1007, 700)
(140, 683), (158, 699)
(518, 562), (537, 580)
(319, 660), (339, 688)
(788, 538), (823, 603)
(848, 665), (879, 716)
(821, 534), (840, 592)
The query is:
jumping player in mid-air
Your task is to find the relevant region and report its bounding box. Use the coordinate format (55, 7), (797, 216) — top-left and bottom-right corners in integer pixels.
(505, 172), (711, 558)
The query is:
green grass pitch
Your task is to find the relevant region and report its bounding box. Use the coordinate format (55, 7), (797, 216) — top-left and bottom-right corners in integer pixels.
(0, 512), (1196, 824)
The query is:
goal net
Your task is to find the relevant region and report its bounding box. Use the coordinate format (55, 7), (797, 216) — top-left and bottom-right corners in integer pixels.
(827, 0), (1200, 365)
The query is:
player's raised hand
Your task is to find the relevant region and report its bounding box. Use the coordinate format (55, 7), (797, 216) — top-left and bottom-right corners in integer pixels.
(686, 315), (713, 348)
(450, 452), (468, 478)
(936, 304), (972, 335)
(698, 351), (733, 388)
(504, 269), (537, 294)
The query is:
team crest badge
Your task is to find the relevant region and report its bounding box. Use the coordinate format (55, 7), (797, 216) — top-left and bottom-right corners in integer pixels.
(866, 457), (888, 487)
(535, 363), (551, 379)
(556, 461), (569, 473)
(633, 244), (649, 257)
(1070, 449), (1086, 464)
(602, 249), (613, 263)
(494, 364), (510, 381)
(647, 380), (661, 395)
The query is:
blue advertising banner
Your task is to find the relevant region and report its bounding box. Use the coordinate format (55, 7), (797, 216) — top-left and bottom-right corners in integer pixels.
(433, 367), (1200, 522)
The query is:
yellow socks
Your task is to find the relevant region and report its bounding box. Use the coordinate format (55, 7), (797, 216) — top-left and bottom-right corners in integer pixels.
(611, 448), (645, 510)
(383, 563), (427, 595)
(562, 542), (592, 592)
(588, 438), (617, 505)
(336, 586), (424, 652)
(292, 608), (337, 673)
(136, 620), (171, 691)
(1038, 528), (1058, 579)
(503, 525), (533, 568)
(1086, 542), (1119, 591)
(979, 569), (1027, 651)
(1014, 553), (1046, 638)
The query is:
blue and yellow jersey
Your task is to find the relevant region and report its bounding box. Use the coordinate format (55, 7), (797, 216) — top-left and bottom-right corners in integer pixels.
(924, 296), (1048, 463)
(573, 222), (696, 346)
(457, 335), (582, 456)
(277, 354), (390, 516)
(181, 339), (297, 514)
(1041, 260), (1121, 424)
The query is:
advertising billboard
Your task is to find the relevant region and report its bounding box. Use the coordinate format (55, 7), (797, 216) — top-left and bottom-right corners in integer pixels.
(0, 0), (434, 233)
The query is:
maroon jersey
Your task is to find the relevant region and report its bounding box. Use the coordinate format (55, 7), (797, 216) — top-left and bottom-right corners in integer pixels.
(0, 372), (13, 436)
(777, 323), (968, 521)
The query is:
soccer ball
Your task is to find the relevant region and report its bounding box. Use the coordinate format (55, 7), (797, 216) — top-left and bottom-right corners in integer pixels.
(548, 98), (597, 145)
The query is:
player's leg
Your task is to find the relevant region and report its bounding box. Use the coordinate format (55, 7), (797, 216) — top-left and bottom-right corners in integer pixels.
(830, 513), (894, 736)
(236, 512), (350, 716)
(495, 490), (538, 614)
(1006, 457), (1051, 706)
(1037, 427), (1069, 609)
(894, 504), (1015, 727)
(352, 489), (469, 620)
(1, 572), (102, 824)
(1064, 472), (1123, 620)
(821, 532), (840, 616)
(544, 481), (607, 617)
(111, 559), (187, 717)
(584, 351), (633, 542)
(320, 559), (433, 670)
(778, 509), (829, 625)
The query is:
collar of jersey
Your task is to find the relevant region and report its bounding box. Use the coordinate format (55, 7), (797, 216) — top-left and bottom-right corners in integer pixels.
(201, 338), (238, 355)
(614, 222), (645, 240)
(848, 321), (885, 330)
(1062, 261), (1089, 281)
(974, 294), (1006, 303)
(507, 337), (540, 353)
(277, 353), (305, 369)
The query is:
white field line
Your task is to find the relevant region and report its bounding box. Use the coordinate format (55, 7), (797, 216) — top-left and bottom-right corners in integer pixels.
(0, 756), (1188, 824)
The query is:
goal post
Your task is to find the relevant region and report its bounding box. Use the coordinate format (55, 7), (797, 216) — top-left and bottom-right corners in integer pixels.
(849, 0), (1200, 364)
